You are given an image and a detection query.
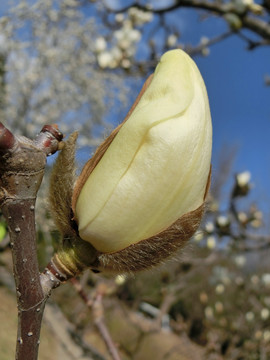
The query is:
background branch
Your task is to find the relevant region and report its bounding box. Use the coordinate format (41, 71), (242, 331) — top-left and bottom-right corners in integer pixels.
(71, 277), (122, 360)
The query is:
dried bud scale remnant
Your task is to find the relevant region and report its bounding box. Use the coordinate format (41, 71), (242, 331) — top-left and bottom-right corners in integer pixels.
(0, 122), (16, 150)
(50, 49), (212, 276)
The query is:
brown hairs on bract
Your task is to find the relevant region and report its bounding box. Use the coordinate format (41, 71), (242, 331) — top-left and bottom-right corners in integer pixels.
(93, 203), (205, 273)
(49, 132), (78, 237)
(71, 74), (154, 215)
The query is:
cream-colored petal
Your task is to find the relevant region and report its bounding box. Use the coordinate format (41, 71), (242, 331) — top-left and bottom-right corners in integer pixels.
(75, 49), (212, 253)
(76, 50), (193, 230)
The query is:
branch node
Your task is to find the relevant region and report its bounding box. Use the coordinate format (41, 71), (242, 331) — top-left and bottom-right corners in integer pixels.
(34, 124), (64, 156)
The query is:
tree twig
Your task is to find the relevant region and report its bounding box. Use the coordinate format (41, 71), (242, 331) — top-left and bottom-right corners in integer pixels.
(70, 277), (122, 360)
(103, 0), (270, 43)
(0, 123), (63, 360)
(187, 31), (234, 56)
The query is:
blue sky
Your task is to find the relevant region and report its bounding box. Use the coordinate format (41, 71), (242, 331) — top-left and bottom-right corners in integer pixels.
(196, 33), (270, 210)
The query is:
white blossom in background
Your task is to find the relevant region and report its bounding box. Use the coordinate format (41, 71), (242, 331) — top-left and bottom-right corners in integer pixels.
(94, 6), (153, 70)
(114, 20), (141, 49)
(262, 273), (270, 287)
(216, 215), (230, 227)
(236, 171), (251, 187)
(250, 219), (262, 228)
(114, 275), (126, 286)
(209, 200), (219, 212)
(261, 308), (270, 320)
(207, 236), (216, 249)
(200, 36), (209, 45)
(234, 255), (246, 268)
(253, 210), (263, 220)
(245, 311), (255, 322)
(115, 13), (125, 23)
(215, 283), (225, 294)
(114, 19), (141, 60)
(95, 17), (142, 69)
(204, 306), (214, 320)
(0, 0), (128, 142)
(200, 36), (210, 56)
(193, 231), (204, 242)
(95, 37), (107, 52)
(237, 211), (248, 223)
(121, 58), (131, 69)
(127, 7), (153, 26)
(205, 221), (215, 233)
(250, 209), (263, 228)
(167, 34), (178, 47)
(97, 51), (114, 68)
(264, 330), (270, 342)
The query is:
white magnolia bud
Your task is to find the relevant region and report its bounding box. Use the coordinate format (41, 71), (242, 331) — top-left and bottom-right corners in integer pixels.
(72, 49), (212, 272)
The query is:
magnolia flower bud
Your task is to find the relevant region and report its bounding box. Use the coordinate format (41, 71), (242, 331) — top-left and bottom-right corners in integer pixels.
(68, 49), (212, 272)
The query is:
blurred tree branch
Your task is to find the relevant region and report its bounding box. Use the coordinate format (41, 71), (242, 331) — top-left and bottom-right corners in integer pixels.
(103, 0), (270, 41)
(71, 277), (122, 360)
